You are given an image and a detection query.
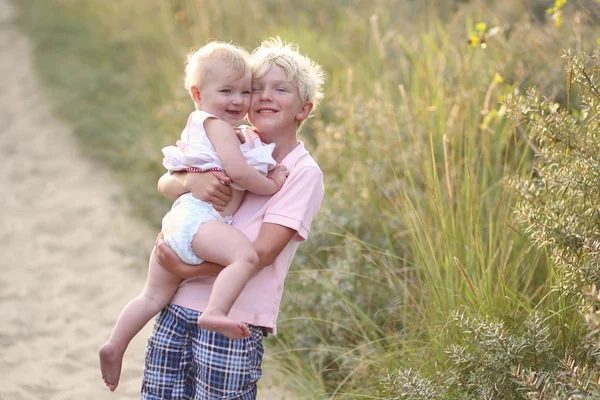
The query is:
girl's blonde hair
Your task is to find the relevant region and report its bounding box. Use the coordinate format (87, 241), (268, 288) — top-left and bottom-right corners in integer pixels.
(250, 37), (325, 121)
(184, 42), (250, 91)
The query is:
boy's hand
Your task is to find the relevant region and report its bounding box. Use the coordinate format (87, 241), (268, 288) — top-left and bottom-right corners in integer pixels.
(183, 171), (232, 211)
(155, 233), (223, 279)
(267, 165), (289, 190)
(155, 232), (190, 277)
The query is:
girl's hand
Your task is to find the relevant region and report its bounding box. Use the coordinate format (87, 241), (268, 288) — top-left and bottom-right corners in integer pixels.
(267, 165), (289, 190)
(183, 171), (232, 211)
(233, 127), (247, 144)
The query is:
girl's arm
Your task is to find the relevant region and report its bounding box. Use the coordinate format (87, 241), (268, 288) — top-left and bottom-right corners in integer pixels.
(205, 119), (287, 195)
(157, 170), (233, 210)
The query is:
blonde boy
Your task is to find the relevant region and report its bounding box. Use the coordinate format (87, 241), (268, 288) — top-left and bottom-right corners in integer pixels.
(141, 37), (325, 399)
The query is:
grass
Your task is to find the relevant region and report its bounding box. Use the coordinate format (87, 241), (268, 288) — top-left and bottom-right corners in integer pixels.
(16, 0), (600, 398)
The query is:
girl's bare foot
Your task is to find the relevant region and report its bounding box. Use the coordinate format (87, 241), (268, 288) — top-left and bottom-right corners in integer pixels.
(98, 340), (124, 391)
(198, 311), (251, 340)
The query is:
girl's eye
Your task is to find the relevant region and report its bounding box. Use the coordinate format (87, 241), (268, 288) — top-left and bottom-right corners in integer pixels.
(242, 91), (250, 95)
(276, 88), (288, 92)
(251, 88), (261, 92)
(220, 89), (231, 94)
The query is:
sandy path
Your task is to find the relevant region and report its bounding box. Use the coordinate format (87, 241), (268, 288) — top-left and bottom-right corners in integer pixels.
(0, 0), (156, 398)
(0, 1), (290, 399)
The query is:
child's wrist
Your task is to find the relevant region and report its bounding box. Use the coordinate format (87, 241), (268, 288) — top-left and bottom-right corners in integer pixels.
(271, 178), (282, 190)
(182, 176), (191, 192)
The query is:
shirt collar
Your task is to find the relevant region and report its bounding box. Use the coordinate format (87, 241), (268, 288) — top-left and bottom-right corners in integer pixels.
(280, 141), (308, 170)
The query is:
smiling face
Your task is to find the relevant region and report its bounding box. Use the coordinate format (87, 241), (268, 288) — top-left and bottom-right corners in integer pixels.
(193, 59), (252, 126)
(248, 66), (311, 137)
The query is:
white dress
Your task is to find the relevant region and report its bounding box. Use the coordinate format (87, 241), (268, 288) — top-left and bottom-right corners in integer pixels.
(160, 110), (276, 264)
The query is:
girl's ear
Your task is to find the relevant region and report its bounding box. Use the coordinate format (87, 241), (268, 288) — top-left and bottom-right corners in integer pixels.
(296, 102), (313, 122)
(190, 86), (201, 103)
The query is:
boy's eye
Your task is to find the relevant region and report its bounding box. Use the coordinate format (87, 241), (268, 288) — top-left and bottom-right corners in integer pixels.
(251, 88), (261, 92)
(220, 89), (231, 93)
(242, 91), (251, 95)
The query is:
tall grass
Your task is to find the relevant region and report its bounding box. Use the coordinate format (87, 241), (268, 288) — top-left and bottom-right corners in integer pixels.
(17, 0), (600, 398)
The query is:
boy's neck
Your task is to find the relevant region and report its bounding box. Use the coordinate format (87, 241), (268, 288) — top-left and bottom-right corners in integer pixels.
(271, 135), (299, 162)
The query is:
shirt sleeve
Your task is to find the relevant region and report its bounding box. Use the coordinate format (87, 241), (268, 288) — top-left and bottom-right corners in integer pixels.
(263, 166), (324, 242)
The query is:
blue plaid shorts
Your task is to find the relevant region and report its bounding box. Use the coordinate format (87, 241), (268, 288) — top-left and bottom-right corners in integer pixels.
(141, 304), (265, 400)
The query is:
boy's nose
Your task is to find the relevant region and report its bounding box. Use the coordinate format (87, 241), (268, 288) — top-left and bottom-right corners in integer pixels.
(260, 88), (273, 101)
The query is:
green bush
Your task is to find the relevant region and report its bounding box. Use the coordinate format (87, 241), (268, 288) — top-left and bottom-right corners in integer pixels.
(508, 50), (600, 294)
(380, 49), (600, 400)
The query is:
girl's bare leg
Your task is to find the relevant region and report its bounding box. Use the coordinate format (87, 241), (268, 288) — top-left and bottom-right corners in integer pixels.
(99, 247), (181, 391)
(192, 221), (259, 340)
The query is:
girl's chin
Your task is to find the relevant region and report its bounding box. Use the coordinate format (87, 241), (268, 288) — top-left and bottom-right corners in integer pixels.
(224, 116), (242, 124)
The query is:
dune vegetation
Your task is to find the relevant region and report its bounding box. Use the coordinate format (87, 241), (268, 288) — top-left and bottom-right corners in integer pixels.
(18, 0), (600, 397)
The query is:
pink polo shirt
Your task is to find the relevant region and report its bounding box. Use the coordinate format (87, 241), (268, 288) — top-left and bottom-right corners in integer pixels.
(170, 140), (324, 334)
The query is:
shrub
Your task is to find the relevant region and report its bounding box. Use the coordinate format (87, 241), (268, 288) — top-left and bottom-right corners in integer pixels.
(382, 49), (600, 400)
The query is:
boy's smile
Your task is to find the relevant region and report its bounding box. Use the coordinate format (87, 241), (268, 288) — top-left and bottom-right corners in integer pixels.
(248, 66), (306, 135)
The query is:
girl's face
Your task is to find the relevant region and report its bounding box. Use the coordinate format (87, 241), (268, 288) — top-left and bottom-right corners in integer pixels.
(248, 66), (309, 136)
(193, 59), (252, 126)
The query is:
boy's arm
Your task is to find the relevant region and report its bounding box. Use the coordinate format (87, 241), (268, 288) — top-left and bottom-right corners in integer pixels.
(156, 223), (296, 278)
(157, 170), (233, 210)
(157, 165), (324, 277)
(205, 119), (285, 195)
(155, 233), (225, 279)
(253, 223), (296, 267)
(157, 172), (188, 199)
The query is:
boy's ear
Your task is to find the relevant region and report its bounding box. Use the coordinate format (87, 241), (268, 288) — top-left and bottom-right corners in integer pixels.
(296, 102), (313, 122)
(190, 86), (201, 103)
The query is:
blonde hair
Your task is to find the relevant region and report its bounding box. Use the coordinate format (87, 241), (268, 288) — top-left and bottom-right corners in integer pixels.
(250, 37), (325, 118)
(184, 42), (250, 91)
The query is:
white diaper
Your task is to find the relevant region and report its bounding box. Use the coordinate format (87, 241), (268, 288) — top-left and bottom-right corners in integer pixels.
(161, 193), (232, 264)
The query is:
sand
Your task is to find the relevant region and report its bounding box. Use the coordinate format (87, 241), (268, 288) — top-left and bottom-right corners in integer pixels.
(0, 1), (291, 399)
(0, 0), (157, 398)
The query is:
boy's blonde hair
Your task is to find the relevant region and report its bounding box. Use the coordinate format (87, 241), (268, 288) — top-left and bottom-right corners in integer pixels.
(250, 37), (325, 120)
(184, 42), (250, 91)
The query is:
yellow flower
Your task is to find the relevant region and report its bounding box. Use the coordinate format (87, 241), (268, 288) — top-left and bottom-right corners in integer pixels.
(494, 73), (504, 84)
(469, 34), (480, 47)
(475, 22), (487, 33)
(554, 11), (563, 27)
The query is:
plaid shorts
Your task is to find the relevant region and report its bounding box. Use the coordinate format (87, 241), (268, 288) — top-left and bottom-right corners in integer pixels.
(141, 304), (265, 400)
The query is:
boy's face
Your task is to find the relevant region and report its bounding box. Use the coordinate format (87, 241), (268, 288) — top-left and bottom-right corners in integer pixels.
(248, 65), (309, 135)
(194, 59), (252, 126)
